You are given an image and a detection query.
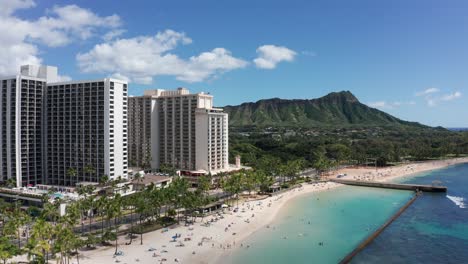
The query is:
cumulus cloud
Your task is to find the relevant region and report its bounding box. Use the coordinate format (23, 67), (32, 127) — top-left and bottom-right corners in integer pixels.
(254, 45), (296, 69)
(441, 91), (462, 101)
(0, 0), (121, 76)
(415, 88), (462, 107)
(368, 101), (387, 108)
(57, 74), (72, 82)
(77, 30), (248, 83)
(102, 29), (126, 41)
(0, 0), (35, 16)
(416, 87), (439, 96)
(368, 101), (416, 109)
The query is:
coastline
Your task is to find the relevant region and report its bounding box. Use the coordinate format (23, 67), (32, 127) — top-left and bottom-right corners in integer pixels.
(79, 157), (468, 264)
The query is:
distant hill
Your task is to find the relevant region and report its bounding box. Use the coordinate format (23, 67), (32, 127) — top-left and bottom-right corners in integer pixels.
(223, 91), (431, 129)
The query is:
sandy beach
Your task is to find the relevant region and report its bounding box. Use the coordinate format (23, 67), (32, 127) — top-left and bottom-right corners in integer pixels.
(79, 157), (468, 264)
(334, 157), (468, 183)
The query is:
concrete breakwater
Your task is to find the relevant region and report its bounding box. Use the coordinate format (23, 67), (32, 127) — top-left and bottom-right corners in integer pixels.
(330, 179), (447, 192)
(339, 193), (420, 264)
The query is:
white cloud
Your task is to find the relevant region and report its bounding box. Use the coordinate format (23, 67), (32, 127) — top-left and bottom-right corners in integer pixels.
(0, 0), (35, 16)
(254, 45), (296, 69)
(368, 101), (416, 109)
(369, 101), (388, 108)
(111, 73), (130, 83)
(102, 29), (126, 41)
(0, 1), (121, 76)
(416, 87), (440, 96)
(441, 91), (462, 101)
(415, 87), (462, 107)
(57, 74), (72, 82)
(77, 30), (248, 84)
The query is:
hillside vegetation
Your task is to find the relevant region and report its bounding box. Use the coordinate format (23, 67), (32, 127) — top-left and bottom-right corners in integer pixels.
(224, 91), (468, 169)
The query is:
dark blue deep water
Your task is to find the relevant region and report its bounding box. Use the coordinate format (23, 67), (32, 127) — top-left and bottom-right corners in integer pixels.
(352, 163), (468, 264)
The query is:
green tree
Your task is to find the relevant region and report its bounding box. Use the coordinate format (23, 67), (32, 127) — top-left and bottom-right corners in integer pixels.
(26, 218), (54, 263)
(0, 236), (20, 264)
(256, 170), (273, 193)
(67, 168), (78, 184)
(99, 175), (109, 186)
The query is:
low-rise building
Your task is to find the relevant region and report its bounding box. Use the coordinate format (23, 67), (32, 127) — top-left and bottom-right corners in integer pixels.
(131, 174), (172, 191)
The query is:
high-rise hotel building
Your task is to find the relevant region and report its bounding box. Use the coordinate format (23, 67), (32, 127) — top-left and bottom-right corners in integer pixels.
(128, 95), (153, 168)
(129, 88), (229, 175)
(45, 79), (128, 186)
(0, 65), (128, 187)
(0, 66), (55, 187)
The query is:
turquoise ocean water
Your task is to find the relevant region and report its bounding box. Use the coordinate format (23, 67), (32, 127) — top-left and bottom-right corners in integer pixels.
(224, 163), (468, 264)
(352, 163), (468, 264)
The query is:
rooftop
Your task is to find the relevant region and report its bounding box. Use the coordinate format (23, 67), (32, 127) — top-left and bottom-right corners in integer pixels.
(132, 174), (172, 185)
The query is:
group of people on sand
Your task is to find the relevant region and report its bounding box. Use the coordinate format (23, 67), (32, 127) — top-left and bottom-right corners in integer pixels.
(107, 183), (325, 264)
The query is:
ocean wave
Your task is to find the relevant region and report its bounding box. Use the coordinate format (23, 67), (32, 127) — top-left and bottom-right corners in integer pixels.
(446, 195), (466, 209)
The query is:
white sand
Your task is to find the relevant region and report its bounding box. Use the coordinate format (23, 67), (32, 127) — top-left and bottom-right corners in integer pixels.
(79, 157), (468, 264)
(333, 157), (468, 183)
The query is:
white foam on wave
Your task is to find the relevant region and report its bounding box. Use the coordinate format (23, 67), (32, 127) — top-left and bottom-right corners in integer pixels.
(447, 195), (466, 209)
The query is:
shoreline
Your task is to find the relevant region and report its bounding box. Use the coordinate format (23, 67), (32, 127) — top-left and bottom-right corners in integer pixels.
(79, 157), (468, 264)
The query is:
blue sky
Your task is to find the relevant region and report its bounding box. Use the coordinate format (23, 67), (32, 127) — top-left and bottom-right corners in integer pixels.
(1, 0), (467, 127)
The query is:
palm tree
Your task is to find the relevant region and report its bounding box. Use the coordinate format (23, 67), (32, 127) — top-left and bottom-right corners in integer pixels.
(196, 176), (211, 222)
(96, 195), (108, 241)
(111, 194), (123, 254)
(27, 218), (53, 263)
(171, 177), (189, 223)
(0, 236), (20, 264)
(123, 194), (137, 245)
(5, 178), (16, 188)
(256, 170), (273, 193)
(42, 201), (60, 226)
(67, 168), (78, 185)
(53, 222), (75, 264)
(222, 173), (244, 207)
(83, 165), (96, 176)
(4, 202), (30, 249)
(70, 232), (84, 264)
(99, 175), (109, 186)
(134, 191), (149, 245)
(243, 170), (256, 196)
(149, 186), (163, 222)
(0, 199), (11, 236)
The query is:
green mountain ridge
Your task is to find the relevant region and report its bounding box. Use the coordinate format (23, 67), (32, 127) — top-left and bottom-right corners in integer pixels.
(223, 91), (431, 129)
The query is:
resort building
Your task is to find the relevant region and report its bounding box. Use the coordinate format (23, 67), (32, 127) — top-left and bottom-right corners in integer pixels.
(194, 107), (229, 172)
(131, 174), (172, 191)
(128, 88), (229, 176)
(0, 65), (128, 187)
(45, 79), (128, 186)
(128, 95), (154, 169)
(0, 65), (57, 187)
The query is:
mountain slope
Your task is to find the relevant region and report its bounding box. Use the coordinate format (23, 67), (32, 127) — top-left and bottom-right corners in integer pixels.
(223, 91), (428, 128)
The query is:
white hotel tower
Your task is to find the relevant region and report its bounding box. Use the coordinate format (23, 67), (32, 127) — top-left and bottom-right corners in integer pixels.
(129, 88), (229, 175)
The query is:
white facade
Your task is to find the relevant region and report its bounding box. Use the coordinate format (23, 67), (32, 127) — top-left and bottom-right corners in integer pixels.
(20, 65), (58, 83)
(129, 88), (229, 174)
(195, 108), (229, 173)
